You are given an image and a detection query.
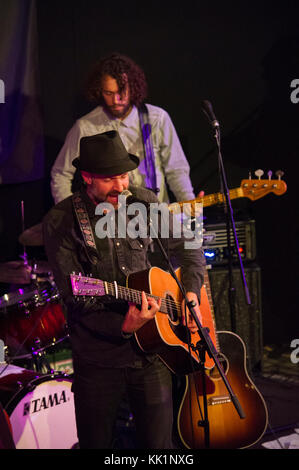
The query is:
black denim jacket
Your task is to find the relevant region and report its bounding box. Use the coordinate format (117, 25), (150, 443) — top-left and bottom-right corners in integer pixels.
(43, 186), (206, 366)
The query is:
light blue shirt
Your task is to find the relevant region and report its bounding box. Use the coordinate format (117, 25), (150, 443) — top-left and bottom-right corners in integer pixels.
(51, 104), (195, 204)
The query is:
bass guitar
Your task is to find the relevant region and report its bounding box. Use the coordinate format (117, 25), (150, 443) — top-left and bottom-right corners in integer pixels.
(169, 173), (287, 216)
(176, 269), (268, 449)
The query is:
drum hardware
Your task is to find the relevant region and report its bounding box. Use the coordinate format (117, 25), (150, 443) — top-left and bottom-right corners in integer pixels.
(0, 274), (67, 373)
(0, 317), (54, 375)
(30, 339), (54, 374)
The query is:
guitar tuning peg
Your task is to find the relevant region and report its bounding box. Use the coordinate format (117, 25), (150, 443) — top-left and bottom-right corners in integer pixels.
(267, 170), (273, 180)
(275, 170), (284, 180)
(254, 169), (264, 179)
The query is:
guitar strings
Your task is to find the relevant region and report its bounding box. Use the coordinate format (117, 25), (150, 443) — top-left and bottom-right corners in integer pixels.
(112, 284), (181, 311)
(81, 277), (181, 312)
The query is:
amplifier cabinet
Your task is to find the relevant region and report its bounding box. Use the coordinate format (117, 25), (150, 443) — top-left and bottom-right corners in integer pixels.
(207, 264), (263, 372)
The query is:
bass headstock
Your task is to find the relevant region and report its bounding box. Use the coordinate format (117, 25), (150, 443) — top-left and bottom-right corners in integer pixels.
(241, 170), (287, 201)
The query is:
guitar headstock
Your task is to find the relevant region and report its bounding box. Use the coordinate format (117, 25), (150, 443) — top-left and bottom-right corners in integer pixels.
(241, 170), (287, 201)
(70, 273), (106, 296)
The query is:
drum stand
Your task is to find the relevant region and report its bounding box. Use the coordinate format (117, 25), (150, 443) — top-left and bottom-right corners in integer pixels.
(3, 341), (55, 375)
(30, 339), (54, 374)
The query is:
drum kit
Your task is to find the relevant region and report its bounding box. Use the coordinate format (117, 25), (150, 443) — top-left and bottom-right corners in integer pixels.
(0, 221), (78, 449)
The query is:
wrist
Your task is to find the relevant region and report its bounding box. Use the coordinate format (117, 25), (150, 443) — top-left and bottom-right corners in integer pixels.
(121, 330), (133, 339)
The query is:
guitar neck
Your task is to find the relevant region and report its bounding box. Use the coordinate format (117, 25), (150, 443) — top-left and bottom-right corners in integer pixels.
(169, 187), (244, 215)
(168, 176), (287, 216)
(75, 276), (179, 317)
(202, 188), (244, 208)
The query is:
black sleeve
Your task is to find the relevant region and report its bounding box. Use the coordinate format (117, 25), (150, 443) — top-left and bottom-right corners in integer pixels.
(162, 209), (206, 302)
(43, 207), (128, 339)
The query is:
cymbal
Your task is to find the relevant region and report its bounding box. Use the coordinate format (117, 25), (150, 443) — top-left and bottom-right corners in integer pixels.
(19, 223), (43, 246)
(0, 260), (52, 285)
(0, 261), (32, 285)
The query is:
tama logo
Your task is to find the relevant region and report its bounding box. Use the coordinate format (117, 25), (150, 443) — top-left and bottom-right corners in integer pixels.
(23, 390), (68, 415)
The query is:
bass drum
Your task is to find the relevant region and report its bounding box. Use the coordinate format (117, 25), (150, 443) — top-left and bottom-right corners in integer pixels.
(0, 366), (78, 449)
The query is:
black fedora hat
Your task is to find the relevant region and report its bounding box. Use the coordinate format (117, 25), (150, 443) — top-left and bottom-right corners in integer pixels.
(72, 130), (139, 175)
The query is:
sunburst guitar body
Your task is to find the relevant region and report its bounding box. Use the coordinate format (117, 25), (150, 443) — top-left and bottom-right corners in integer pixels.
(176, 271), (268, 449)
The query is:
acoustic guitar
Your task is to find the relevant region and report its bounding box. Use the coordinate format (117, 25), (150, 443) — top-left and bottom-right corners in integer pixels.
(176, 269), (268, 449)
(71, 267), (268, 448)
(70, 266), (217, 376)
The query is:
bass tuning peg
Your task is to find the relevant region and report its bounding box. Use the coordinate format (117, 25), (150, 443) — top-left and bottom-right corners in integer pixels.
(254, 169), (264, 179)
(275, 170), (284, 180)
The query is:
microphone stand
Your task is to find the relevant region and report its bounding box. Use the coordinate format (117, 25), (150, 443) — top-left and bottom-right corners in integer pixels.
(148, 211), (246, 449)
(202, 100), (251, 315)
(212, 123), (252, 325)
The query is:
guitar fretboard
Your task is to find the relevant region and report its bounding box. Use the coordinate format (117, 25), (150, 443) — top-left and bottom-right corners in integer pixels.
(169, 188), (244, 216)
(202, 188), (244, 208)
(104, 281), (181, 318)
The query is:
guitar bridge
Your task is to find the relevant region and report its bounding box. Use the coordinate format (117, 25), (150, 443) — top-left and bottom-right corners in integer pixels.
(208, 395), (231, 406)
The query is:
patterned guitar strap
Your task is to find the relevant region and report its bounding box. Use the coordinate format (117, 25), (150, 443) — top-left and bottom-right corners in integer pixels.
(72, 192), (99, 267)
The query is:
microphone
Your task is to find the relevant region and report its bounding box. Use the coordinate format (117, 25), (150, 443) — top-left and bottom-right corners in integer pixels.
(120, 190), (150, 207)
(201, 100), (220, 128)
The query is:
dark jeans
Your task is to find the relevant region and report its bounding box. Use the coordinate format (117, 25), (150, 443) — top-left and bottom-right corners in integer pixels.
(72, 357), (174, 449)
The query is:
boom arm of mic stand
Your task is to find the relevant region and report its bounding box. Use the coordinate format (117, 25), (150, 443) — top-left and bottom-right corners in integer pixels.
(148, 216), (246, 420)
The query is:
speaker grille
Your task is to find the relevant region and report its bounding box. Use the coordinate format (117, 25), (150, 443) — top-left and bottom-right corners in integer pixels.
(207, 264), (263, 372)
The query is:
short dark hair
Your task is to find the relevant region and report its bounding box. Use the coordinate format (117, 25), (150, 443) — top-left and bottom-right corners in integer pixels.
(85, 53), (148, 107)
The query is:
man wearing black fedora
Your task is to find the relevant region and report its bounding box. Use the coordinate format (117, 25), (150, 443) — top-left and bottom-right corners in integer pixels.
(43, 130), (206, 449)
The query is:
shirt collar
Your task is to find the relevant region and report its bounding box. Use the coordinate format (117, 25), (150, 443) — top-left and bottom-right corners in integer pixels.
(101, 105), (138, 129)
(120, 105), (138, 128)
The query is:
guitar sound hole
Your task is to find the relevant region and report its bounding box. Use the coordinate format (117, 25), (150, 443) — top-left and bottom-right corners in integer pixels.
(165, 293), (179, 323)
(165, 293), (191, 344)
(209, 353), (229, 380)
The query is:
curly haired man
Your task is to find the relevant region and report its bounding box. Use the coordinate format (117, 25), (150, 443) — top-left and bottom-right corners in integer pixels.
(50, 53), (196, 204)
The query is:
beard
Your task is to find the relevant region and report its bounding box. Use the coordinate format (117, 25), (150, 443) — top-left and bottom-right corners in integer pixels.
(104, 103), (132, 119)
(88, 186), (123, 207)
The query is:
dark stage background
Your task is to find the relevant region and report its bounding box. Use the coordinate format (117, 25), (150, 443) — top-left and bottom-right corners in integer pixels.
(0, 1), (298, 348)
